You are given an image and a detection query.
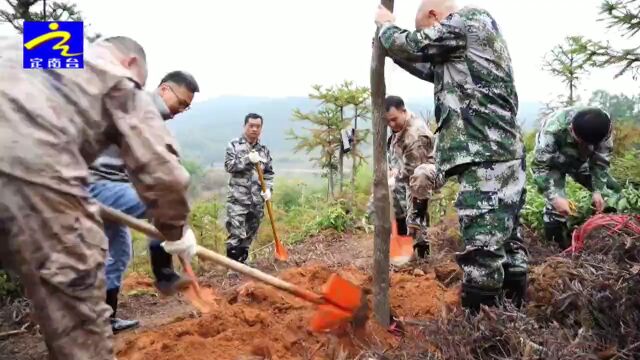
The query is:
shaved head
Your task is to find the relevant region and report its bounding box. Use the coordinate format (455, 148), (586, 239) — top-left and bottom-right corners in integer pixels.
(94, 36), (149, 87)
(416, 0), (458, 29)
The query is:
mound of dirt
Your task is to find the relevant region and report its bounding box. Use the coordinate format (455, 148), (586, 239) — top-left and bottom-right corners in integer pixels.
(121, 272), (155, 294)
(115, 263), (459, 360)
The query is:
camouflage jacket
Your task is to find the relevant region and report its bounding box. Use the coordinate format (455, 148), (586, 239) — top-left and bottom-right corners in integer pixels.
(532, 106), (616, 202)
(379, 6), (525, 173)
(0, 36), (190, 241)
(88, 91), (173, 183)
(224, 136), (274, 206)
(386, 132), (402, 177)
(389, 112), (435, 183)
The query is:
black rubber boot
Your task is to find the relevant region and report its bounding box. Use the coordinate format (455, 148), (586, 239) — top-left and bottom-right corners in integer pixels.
(502, 273), (528, 309)
(413, 240), (430, 259)
(105, 288), (139, 334)
(149, 239), (191, 296)
(461, 284), (500, 315)
(149, 239), (174, 281)
(396, 217), (408, 236)
(226, 246), (249, 264)
(410, 198), (430, 259)
(544, 220), (570, 250)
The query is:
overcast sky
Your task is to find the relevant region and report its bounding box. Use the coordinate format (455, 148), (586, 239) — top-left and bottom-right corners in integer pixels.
(1, 0), (637, 103)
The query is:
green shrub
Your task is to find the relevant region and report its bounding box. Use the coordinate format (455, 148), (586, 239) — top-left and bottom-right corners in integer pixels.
(315, 200), (352, 232)
(429, 181), (460, 226)
(611, 149), (640, 186)
(189, 198), (225, 253)
(0, 271), (21, 299)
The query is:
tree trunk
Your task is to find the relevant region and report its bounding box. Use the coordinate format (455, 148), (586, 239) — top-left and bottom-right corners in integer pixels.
(339, 151), (344, 194)
(370, 0), (394, 327)
(568, 56), (575, 106)
(339, 106), (345, 194)
(350, 112), (358, 213)
(352, 112), (358, 190)
(328, 167), (334, 199)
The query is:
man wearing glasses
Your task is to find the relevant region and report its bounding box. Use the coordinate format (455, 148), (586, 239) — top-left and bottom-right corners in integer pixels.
(88, 71), (199, 333)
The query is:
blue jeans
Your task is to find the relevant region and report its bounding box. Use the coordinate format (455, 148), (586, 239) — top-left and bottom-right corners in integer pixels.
(88, 180), (171, 290)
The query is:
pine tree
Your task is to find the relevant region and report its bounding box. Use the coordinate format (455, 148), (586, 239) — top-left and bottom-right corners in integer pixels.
(573, 0), (640, 78)
(0, 0), (101, 41)
(542, 36), (591, 108)
(309, 81), (371, 195)
(287, 104), (343, 199)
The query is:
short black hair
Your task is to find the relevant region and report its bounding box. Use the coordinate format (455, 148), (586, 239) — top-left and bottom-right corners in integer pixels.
(159, 71), (200, 93)
(385, 95), (405, 112)
(244, 113), (263, 125)
(102, 36), (147, 62)
(572, 107), (611, 145)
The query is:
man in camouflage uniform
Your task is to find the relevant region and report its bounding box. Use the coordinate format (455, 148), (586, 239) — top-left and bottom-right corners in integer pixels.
(366, 133), (408, 235)
(376, 0), (528, 312)
(224, 113), (274, 264)
(532, 106), (619, 250)
(0, 36), (196, 360)
(384, 96), (435, 258)
(88, 70), (200, 333)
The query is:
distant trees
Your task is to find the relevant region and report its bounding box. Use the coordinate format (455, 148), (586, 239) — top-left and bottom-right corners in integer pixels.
(287, 81), (371, 199)
(588, 89), (640, 122)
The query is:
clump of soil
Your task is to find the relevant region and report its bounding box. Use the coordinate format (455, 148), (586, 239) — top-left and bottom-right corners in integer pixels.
(115, 263), (459, 360)
(121, 272), (155, 294)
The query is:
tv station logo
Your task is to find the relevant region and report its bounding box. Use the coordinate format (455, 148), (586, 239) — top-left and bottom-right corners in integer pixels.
(23, 21), (84, 69)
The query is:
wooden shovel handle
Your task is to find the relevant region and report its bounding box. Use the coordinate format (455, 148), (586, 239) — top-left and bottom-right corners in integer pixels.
(99, 204), (164, 239)
(255, 163), (280, 242)
(97, 204), (321, 304)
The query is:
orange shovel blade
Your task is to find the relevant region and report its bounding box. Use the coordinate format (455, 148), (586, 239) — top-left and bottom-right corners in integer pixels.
(309, 304), (353, 332)
(321, 273), (362, 311)
(390, 221), (414, 266)
(274, 236), (288, 261)
(180, 260), (217, 313)
(308, 274), (364, 332)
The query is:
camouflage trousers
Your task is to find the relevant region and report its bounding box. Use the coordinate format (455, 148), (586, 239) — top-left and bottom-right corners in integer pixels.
(225, 202), (264, 251)
(452, 159), (528, 291)
(406, 186), (430, 244)
(0, 176), (114, 360)
(366, 181), (408, 223)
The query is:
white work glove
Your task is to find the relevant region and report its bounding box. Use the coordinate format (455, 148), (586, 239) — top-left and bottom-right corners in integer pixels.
(247, 150), (264, 164)
(388, 175), (396, 189)
(261, 188), (272, 201)
(161, 227), (197, 262)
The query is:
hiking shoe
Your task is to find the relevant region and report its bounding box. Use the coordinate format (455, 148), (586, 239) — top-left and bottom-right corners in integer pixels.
(154, 275), (192, 296)
(111, 318), (139, 334)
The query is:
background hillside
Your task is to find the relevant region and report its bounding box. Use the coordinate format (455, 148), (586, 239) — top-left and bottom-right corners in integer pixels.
(169, 96), (543, 169)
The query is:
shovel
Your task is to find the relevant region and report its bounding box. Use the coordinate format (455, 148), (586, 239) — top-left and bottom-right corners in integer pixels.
(388, 183), (414, 266)
(255, 163), (288, 261)
(98, 205), (214, 311)
(98, 204), (368, 333)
